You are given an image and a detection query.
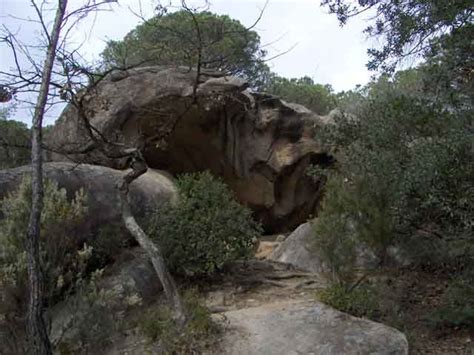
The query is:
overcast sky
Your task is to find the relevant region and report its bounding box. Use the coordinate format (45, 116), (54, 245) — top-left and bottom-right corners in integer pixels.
(0, 0), (374, 125)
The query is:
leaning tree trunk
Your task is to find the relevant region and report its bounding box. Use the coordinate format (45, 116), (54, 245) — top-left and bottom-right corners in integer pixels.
(26, 1), (67, 354)
(118, 157), (186, 325)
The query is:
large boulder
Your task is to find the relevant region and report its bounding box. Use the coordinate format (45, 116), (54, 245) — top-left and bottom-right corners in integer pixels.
(215, 301), (409, 355)
(47, 66), (332, 232)
(269, 222), (323, 273)
(0, 162), (176, 237)
(270, 222), (408, 272)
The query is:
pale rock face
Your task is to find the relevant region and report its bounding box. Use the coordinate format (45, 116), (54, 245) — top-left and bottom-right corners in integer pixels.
(47, 66), (333, 232)
(270, 222), (323, 273)
(214, 301), (409, 355)
(270, 222), (410, 273)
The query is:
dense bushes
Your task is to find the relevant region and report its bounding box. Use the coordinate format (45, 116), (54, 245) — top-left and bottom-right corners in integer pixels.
(316, 283), (379, 319)
(0, 177), (89, 350)
(149, 171), (262, 276)
(319, 72), (472, 264)
(312, 65), (473, 329)
(0, 119), (30, 169)
(138, 289), (220, 353)
(0, 177), (88, 302)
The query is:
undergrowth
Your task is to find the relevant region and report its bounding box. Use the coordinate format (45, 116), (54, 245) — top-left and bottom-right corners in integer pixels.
(137, 289), (221, 354)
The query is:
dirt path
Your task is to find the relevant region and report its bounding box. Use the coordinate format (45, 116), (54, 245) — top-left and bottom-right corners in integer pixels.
(203, 259), (326, 313)
(203, 257), (473, 355)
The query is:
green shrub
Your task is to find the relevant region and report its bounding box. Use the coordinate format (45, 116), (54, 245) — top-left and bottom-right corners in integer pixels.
(311, 177), (357, 284)
(55, 268), (139, 353)
(0, 177), (88, 349)
(88, 224), (130, 268)
(313, 68), (473, 278)
(0, 118), (30, 169)
(427, 271), (474, 329)
(316, 283), (379, 319)
(138, 289), (220, 353)
(149, 171), (262, 276)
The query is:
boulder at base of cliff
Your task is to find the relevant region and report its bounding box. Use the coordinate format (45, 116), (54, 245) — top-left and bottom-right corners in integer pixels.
(270, 222), (411, 272)
(215, 300), (409, 355)
(0, 162), (177, 239)
(47, 66), (333, 232)
(269, 222), (323, 273)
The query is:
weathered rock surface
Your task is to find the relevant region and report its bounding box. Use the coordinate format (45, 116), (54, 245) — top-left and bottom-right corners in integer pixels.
(47, 66), (332, 232)
(0, 162), (176, 237)
(270, 222), (408, 272)
(215, 300), (409, 355)
(269, 222), (323, 272)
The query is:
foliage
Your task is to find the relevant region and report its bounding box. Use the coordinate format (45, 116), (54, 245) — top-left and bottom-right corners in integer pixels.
(263, 75), (338, 115)
(0, 177), (88, 337)
(149, 171), (262, 276)
(316, 65), (473, 270)
(0, 114), (30, 169)
(427, 270), (474, 329)
(101, 10), (270, 89)
(321, 0), (473, 72)
(55, 269), (141, 354)
(88, 224), (130, 269)
(138, 289), (220, 354)
(311, 178), (357, 284)
(316, 283), (379, 319)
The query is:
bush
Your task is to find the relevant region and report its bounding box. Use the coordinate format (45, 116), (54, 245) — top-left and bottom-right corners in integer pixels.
(313, 68), (473, 276)
(0, 118), (30, 170)
(149, 171), (262, 276)
(55, 268), (140, 354)
(311, 177), (357, 284)
(138, 289), (220, 353)
(0, 177), (88, 350)
(316, 283), (379, 319)
(427, 270), (474, 329)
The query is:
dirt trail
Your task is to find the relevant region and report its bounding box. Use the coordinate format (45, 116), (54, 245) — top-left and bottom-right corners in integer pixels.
(203, 259), (326, 313)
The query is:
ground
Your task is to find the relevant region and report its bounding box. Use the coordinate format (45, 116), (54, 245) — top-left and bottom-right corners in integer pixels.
(105, 239), (472, 354)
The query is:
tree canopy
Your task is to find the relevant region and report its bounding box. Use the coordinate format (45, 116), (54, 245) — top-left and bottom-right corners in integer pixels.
(263, 76), (337, 115)
(101, 10), (270, 88)
(0, 107), (30, 170)
(321, 0), (473, 71)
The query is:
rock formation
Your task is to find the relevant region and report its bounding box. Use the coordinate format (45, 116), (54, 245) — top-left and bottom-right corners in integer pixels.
(47, 67), (332, 232)
(270, 222), (411, 272)
(216, 300), (409, 355)
(0, 162), (176, 237)
(269, 222), (324, 273)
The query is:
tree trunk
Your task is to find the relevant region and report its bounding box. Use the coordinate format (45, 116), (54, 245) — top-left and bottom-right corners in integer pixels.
(26, 1), (67, 353)
(118, 158), (186, 325)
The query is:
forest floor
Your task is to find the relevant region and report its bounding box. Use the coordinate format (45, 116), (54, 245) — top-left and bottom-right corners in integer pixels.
(199, 241), (473, 355)
(107, 241), (472, 354)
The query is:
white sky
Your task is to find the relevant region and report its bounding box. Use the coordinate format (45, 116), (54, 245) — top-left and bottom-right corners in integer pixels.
(0, 0), (374, 125)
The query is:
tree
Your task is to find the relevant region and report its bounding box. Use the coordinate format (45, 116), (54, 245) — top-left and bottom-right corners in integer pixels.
(315, 66), (473, 277)
(0, 0), (195, 336)
(24, 1), (68, 352)
(101, 8), (270, 88)
(263, 75), (337, 115)
(321, 0), (473, 72)
(0, 107), (31, 169)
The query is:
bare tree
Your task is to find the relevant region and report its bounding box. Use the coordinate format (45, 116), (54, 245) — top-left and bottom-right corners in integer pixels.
(0, 0), (121, 352)
(1, 0), (188, 332)
(24, 1), (67, 353)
